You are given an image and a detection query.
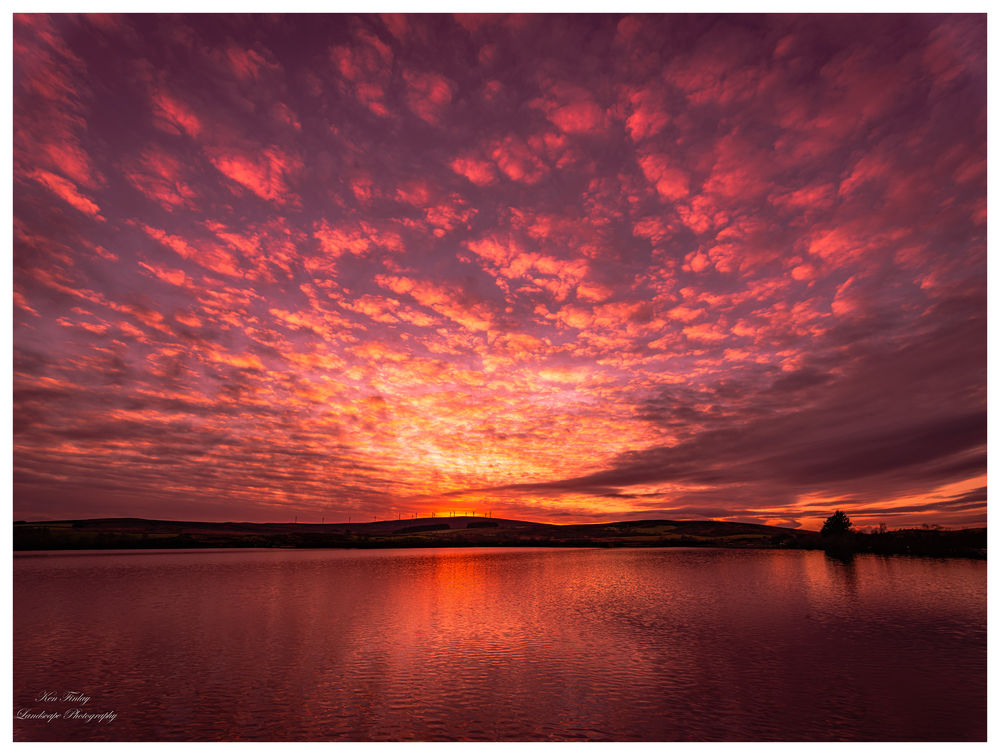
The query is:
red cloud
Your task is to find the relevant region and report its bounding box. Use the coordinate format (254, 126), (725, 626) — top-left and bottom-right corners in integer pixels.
(396, 180), (432, 207)
(425, 199), (476, 233)
(272, 102), (301, 130)
(332, 29), (394, 117)
(403, 69), (455, 125)
(311, 230), (366, 266)
(806, 228), (862, 265)
(381, 13), (409, 41)
(210, 147), (301, 203)
(39, 141), (102, 190)
(28, 169), (102, 218)
(547, 100), (605, 134)
(376, 275), (495, 332)
(622, 86), (670, 142)
(221, 44), (279, 80)
(151, 90), (202, 137)
(140, 224), (241, 277)
(839, 153), (892, 198)
(638, 153), (690, 201)
(450, 155), (498, 186)
(124, 148), (197, 210)
(535, 80), (606, 135)
(770, 183), (836, 212)
(490, 136), (547, 184)
(139, 261), (188, 288)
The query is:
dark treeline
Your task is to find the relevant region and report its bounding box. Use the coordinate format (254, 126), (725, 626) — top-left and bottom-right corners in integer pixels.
(817, 510), (985, 558)
(819, 527), (986, 559)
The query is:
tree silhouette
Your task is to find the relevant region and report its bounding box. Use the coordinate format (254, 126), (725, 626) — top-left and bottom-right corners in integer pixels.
(821, 510), (853, 537)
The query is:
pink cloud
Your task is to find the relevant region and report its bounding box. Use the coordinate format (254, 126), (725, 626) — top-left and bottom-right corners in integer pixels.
(839, 153), (892, 198)
(425, 198), (477, 233)
(819, 51), (899, 129)
(831, 275), (863, 317)
(403, 70), (455, 124)
(683, 321), (730, 343)
(576, 280), (614, 303)
(676, 196), (727, 235)
(346, 295), (403, 324)
(140, 224), (241, 277)
(209, 147), (301, 203)
(547, 100), (605, 134)
(623, 86), (670, 141)
(272, 102), (301, 130)
(138, 261), (188, 288)
(770, 183), (836, 212)
(376, 275), (495, 332)
(313, 221), (372, 260)
(533, 79), (607, 135)
(396, 180), (433, 207)
(333, 30), (393, 81)
(790, 263), (817, 281)
(633, 215), (675, 245)
(381, 13), (409, 41)
(151, 89), (202, 137)
(220, 44), (279, 80)
(806, 228), (864, 265)
(354, 82), (390, 117)
(28, 169), (102, 218)
(39, 141), (101, 190)
(332, 29), (394, 117)
(451, 155), (498, 186)
(124, 148), (197, 210)
(490, 136), (547, 184)
(638, 153), (690, 201)
(208, 348), (265, 371)
(668, 305), (703, 323)
(686, 251), (712, 273)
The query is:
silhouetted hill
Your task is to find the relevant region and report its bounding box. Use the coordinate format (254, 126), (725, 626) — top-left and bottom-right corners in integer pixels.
(12, 516), (985, 558)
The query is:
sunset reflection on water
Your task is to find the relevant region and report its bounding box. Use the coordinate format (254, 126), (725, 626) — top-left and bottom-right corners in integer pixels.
(14, 547), (986, 741)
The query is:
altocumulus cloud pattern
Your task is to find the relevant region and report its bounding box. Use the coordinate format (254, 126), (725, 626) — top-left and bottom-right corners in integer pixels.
(13, 14), (985, 530)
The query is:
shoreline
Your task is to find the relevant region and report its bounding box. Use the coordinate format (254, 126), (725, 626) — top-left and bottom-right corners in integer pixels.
(13, 516), (986, 560)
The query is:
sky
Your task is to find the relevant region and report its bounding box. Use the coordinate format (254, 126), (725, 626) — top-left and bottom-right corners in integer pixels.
(12, 13), (986, 530)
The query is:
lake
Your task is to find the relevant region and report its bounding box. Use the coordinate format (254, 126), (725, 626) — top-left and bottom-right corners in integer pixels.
(13, 546), (986, 741)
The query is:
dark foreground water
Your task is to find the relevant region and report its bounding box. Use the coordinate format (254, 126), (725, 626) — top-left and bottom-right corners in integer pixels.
(13, 547), (985, 741)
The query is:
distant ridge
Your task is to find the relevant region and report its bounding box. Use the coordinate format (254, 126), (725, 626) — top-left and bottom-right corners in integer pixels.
(13, 517), (985, 558)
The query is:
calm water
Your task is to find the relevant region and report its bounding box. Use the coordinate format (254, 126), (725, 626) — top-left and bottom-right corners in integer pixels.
(13, 547), (986, 741)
